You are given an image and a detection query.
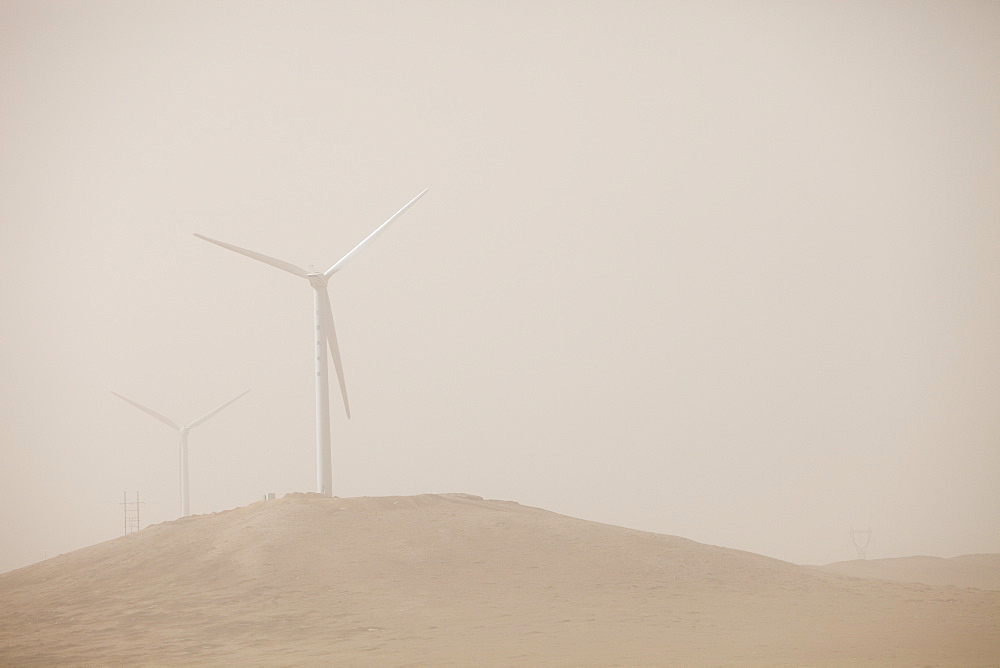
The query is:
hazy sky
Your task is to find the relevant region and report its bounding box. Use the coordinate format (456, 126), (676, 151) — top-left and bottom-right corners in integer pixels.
(2, 0), (998, 574)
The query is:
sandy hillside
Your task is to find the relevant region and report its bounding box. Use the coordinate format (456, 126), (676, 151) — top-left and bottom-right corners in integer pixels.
(814, 554), (1000, 591)
(1, 493), (997, 666)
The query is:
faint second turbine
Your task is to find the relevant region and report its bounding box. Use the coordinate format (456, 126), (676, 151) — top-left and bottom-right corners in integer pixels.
(194, 189), (427, 496)
(112, 389), (251, 517)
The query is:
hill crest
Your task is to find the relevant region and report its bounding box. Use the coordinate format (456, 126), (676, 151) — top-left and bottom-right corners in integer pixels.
(2, 493), (998, 666)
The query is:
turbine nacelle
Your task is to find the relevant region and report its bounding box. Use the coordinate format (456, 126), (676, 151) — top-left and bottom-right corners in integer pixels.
(307, 273), (330, 289)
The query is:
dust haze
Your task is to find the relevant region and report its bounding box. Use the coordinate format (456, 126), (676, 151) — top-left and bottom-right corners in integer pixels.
(2, 0), (999, 579)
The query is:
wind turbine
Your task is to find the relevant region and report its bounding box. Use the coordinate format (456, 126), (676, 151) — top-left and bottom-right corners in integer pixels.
(112, 389), (251, 517)
(193, 189), (427, 497)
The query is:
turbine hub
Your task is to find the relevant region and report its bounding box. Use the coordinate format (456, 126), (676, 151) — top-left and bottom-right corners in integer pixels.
(307, 273), (329, 289)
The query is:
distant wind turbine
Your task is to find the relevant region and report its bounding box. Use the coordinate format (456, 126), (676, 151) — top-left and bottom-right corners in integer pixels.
(112, 389), (251, 517)
(194, 189), (427, 497)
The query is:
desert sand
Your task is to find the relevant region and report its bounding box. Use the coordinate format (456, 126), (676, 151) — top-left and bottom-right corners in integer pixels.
(1, 493), (997, 666)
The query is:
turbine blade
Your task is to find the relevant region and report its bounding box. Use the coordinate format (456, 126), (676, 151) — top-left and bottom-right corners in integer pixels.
(318, 286), (351, 418)
(185, 389), (252, 430)
(193, 234), (309, 278)
(324, 188), (428, 277)
(111, 391), (180, 431)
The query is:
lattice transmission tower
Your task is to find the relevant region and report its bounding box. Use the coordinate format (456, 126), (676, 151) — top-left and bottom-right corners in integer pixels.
(850, 527), (872, 560)
(121, 491), (143, 535)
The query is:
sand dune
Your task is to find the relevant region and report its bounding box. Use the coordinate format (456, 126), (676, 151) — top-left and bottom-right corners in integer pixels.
(814, 553), (1000, 591)
(1, 493), (998, 666)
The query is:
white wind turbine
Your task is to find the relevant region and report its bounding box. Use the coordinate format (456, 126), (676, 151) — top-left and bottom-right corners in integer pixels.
(194, 189), (427, 497)
(112, 389), (251, 517)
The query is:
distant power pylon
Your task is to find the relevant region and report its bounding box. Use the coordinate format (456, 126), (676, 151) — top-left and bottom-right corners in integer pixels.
(850, 527), (872, 560)
(121, 491), (143, 535)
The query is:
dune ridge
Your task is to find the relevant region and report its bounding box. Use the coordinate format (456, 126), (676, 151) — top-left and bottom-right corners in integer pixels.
(814, 553), (1000, 591)
(1, 493), (998, 666)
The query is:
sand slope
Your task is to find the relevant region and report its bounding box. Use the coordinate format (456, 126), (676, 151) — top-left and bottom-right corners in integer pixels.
(1, 493), (998, 666)
(814, 554), (1000, 591)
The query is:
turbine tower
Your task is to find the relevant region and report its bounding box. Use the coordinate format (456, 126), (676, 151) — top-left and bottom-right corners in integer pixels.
(194, 189), (427, 496)
(112, 389), (251, 517)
